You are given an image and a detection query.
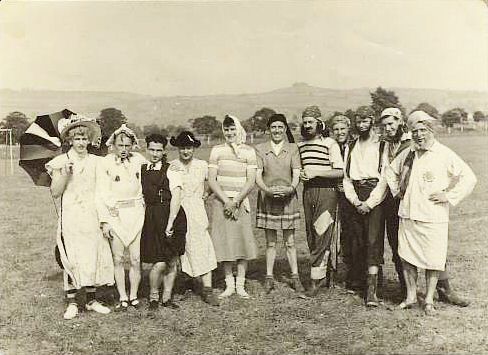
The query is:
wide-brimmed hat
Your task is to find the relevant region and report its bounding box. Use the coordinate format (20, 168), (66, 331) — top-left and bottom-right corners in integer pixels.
(58, 114), (101, 145)
(170, 131), (201, 148)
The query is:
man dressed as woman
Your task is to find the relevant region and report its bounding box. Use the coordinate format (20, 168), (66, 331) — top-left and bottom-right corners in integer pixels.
(208, 115), (258, 299)
(255, 114), (304, 293)
(141, 134), (187, 311)
(47, 115), (114, 320)
(169, 131), (219, 306)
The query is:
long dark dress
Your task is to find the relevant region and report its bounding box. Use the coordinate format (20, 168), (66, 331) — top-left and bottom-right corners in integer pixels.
(140, 163), (187, 264)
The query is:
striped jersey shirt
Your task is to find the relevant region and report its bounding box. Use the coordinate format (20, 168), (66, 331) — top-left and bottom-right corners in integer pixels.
(208, 143), (257, 198)
(298, 136), (343, 188)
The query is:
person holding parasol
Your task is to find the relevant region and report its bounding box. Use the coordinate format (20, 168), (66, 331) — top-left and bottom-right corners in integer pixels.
(46, 115), (114, 320)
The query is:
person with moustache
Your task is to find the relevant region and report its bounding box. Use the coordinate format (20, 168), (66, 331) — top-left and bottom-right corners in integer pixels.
(298, 106), (344, 297)
(342, 106), (388, 307)
(97, 124), (147, 311)
(386, 111), (476, 315)
(141, 133), (187, 312)
(255, 113), (304, 293)
(381, 108), (472, 307)
(329, 114), (357, 292)
(169, 131), (220, 306)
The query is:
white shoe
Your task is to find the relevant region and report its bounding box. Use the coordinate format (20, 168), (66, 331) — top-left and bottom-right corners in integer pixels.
(63, 303), (79, 320)
(86, 300), (111, 314)
(218, 276), (236, 299)
(236, 277), (250, 299)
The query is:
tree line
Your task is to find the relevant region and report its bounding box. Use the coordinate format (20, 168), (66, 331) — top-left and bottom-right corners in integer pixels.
(2, 87), (487, 144)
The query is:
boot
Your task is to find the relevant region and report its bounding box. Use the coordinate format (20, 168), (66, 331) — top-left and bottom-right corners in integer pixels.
(218, 276), (235, 299)
(291, 274), (305, 293)
(366, 274), (379, 307)
(305, 279), (320, 297)
(436, 279), (470, 307)
(264, 276), (275, 294)
(236, 277), (250, 299)
(202, 287), (220, 306)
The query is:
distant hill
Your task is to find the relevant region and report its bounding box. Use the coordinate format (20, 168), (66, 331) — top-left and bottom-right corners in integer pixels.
(1, 83), (487, 126)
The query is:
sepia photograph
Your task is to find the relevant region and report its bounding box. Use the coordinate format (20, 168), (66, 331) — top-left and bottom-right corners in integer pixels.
(0, 0), (487, 354)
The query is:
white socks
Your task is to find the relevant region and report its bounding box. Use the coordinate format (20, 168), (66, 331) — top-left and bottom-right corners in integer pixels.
(236, 277), (250, 299)
(219, 276), (235, 299)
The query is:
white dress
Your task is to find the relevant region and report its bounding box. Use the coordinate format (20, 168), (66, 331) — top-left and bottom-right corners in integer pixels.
(97, 152), (146, 247)
(170, 159), (217, 277)
(46, 150), (114, 290)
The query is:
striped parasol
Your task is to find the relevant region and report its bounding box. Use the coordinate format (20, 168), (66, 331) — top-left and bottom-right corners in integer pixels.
(19, 109), (75, 186)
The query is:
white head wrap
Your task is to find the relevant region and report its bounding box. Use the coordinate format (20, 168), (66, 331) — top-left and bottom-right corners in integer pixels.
(407, 110), (436, 132)
(106, 123), (140, 149)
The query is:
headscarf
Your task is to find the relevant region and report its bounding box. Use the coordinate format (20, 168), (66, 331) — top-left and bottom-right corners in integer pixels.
(267, 113), (295, 143)
(223, 114), (247, 158)
(302, 105), (326, 136)
(106, 123), (140, 149)
(398, 110), (437, 199)
(407, 110), (436, 132)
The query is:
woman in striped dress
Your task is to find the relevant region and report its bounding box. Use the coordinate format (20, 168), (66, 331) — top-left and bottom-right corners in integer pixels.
(255, 114), (303, 293)
(208, 115), (258, 299)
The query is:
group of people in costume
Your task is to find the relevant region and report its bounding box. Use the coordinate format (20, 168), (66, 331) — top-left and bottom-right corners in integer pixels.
(46, 104), (476, 320)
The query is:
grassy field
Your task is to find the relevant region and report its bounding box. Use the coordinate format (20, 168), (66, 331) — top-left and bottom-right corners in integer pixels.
(0, 135), (487, 354)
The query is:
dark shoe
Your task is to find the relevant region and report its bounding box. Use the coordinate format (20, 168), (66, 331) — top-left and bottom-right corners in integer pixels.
(264, 276), (275, 294)
(291, 275), (305, 293)
(148, 300), (159, 311)
(366, 274), (379, 307)
(437, 287), (470, 307)
(162, 300), (180, 310)
(201, 287), (220, 307)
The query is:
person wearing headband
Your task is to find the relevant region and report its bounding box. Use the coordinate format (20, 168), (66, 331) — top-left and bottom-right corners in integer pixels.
(168, 131), (220, 307)
(97, 124), (147, 310)
(254, 113), (304, 294)
(46, 115), (113, 319)
(298, 106), (344, 297)
(342, 105), (389, 307)
(208, 115), (258, 299)
(386, 110), (476, 315)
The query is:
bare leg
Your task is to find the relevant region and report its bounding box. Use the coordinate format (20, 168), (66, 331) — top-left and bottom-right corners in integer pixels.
(425, 269), (440, 305)
(265, 229), (278, 277)
(161, 258), (177, 303)
(111, 237), (128, 302)
(402, 260), (418, 303)
(283, 229), (298, 275)
(149, 262), (166, 302)
(128, 236), (141, 301)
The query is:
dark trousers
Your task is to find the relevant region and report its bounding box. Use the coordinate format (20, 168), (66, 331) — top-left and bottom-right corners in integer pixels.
(338, 192), (356, 267)
(383, 192), (405, 286)
(347, 180), (385, 287)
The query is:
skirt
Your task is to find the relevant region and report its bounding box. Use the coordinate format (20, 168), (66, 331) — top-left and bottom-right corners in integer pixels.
(398, 217), (448, 271)
(141, 203), (187, 264)
(210, 198), (257, 262)
(256, 191), (300, 230)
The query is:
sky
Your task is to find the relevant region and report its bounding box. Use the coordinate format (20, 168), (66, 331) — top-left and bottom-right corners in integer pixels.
(1, 0), (487, 96)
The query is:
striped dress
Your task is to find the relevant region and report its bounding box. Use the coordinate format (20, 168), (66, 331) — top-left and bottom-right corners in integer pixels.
(208, 143), (258, 262)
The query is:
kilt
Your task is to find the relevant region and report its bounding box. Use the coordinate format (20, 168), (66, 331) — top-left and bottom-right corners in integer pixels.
(256, 190), (300, 230)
